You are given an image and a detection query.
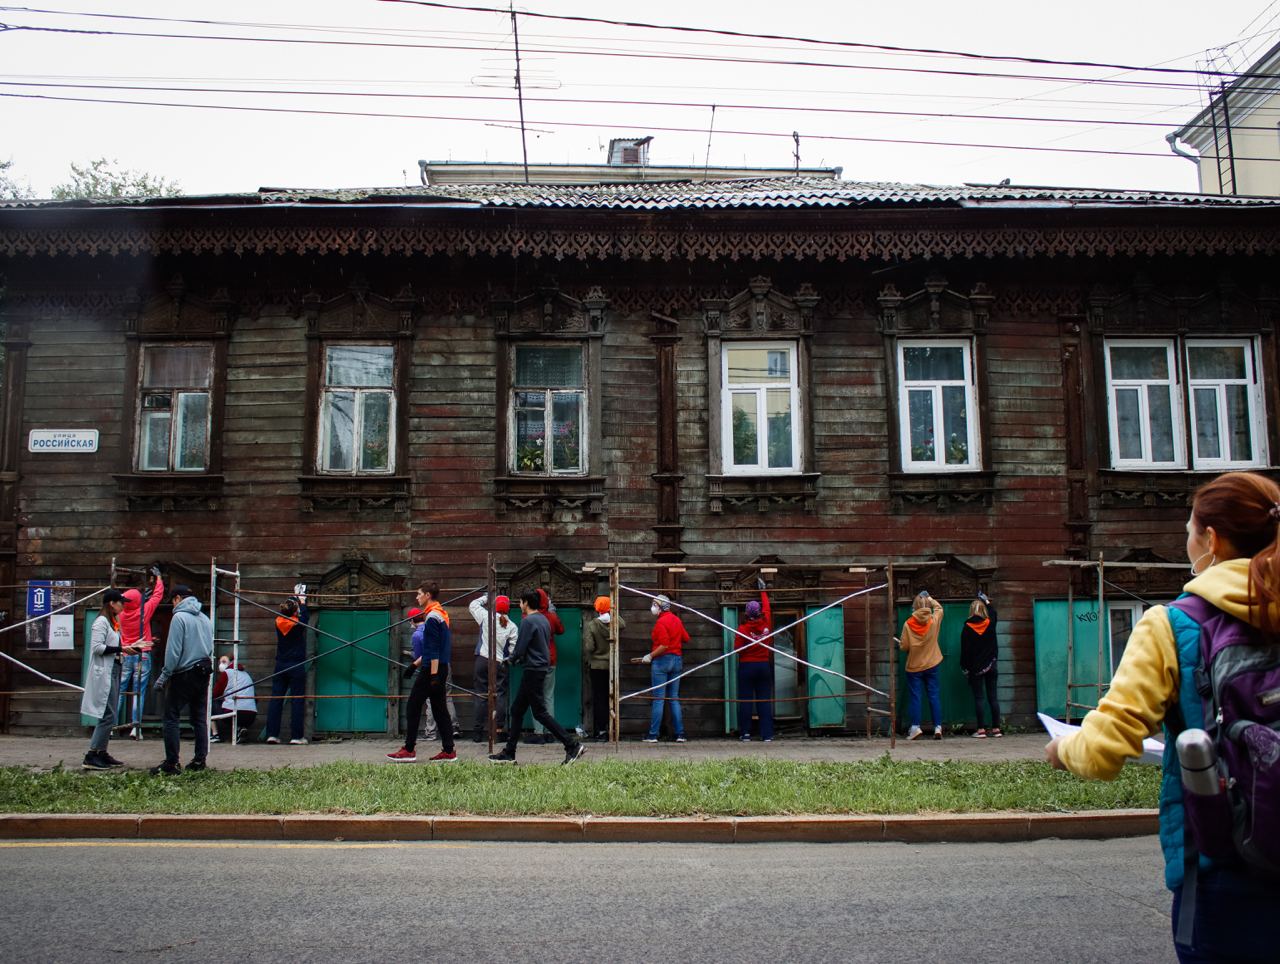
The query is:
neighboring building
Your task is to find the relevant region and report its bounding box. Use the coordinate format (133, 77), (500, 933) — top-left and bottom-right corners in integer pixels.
(1, 173), (1279, 739)
(1170, 41), (1280, 195)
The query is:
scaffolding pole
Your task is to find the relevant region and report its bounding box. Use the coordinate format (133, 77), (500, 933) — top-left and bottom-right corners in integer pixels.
(486, 553), (497, 754)
(609, 563), (620, 748)
(1044, 558), (1187, 722)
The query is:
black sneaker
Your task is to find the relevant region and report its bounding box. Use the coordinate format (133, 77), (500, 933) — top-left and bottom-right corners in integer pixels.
(149, 762), (181, 776)
(471, 733), (484, 744)
(81, 751), (111, 771)
(563, 744), (587, 766)
(592, 732), (608, 743)
(101, 752), (126, 768)
(488, 750), (517, 764)
(185, 760), (207, 772)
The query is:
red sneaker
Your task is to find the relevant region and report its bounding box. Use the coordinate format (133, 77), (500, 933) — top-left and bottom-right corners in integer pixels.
(428, 751), (457, 763)
(386, 747), (417, 762)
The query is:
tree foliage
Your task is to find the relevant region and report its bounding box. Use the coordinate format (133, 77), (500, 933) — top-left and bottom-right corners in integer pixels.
(50, 157), (181, 200)
(0, 158), (34, 200)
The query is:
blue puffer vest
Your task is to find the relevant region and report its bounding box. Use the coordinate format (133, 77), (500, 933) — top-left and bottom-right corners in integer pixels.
(1159, 597), (1214, 890)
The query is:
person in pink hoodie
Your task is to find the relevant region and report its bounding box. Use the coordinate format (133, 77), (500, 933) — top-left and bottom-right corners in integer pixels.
(117, 565), (164, 740)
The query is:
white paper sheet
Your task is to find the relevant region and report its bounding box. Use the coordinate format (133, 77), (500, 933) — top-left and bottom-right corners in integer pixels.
(1038, 712), (1165, 765)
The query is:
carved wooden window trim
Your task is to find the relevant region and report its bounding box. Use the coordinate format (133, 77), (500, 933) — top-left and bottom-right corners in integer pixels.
(134, 343), (216, 473)
(315, 343), (399, 477)
(490, 284), (607, 517)
(703, 279), (819, 514)
(508, 342), (589, 477)
(116, 281), (232, 511)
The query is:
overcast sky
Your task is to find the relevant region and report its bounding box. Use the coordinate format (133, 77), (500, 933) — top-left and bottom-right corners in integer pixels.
(1, 0), (1276, 196)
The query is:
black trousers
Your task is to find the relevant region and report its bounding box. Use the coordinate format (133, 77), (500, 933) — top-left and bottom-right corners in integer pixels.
(405, 669), (453, 753)
(590, 667), (610, 736)
(162, 666), (211, 766)
(471, 655), (509, 737)
(214, 710), (257, 743)
(504, 668), (575, 754)
(968, 669), (1001, 731)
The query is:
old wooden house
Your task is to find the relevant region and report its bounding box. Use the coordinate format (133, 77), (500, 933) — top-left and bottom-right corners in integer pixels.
(1, 168), (1278, 739)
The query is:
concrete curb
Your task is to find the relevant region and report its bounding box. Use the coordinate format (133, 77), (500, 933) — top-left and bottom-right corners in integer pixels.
(0, 810), (1158, 844)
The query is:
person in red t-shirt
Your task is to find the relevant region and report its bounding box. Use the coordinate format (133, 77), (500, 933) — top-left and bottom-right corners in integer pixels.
(633, 593), (690, 743)
(735, 579), (774, 742)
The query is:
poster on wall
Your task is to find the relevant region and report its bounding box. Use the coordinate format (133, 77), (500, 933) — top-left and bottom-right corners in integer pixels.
(25, 581), (76, 650)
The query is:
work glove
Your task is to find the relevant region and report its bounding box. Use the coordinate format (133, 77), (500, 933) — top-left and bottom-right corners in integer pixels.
(149, 564), (163, 578)
(293, 583), (307, 605)
(641, 653), (653, 665)
(478, 593), (488, 606)
(403, 662), (417, 681)
(918, 589), (930, 599)
(977, 591), (990, 605)
(756, 576), (767, 590)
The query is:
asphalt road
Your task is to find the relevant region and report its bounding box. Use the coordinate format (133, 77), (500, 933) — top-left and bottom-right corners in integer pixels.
(0, 836), (1175, 963)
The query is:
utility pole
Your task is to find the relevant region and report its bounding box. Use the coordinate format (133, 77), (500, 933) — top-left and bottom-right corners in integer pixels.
(511, 4), (530, 185)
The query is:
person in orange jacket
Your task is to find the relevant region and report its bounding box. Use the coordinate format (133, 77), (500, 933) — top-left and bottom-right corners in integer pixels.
(899, 590), (944, 740)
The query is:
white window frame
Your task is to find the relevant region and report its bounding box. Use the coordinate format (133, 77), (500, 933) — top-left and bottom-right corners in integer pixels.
(509, 343), (588, 477)
(135, 343), (213, 473)
(1185, 337), (1268, 470)
(720, 341), (802, 476)
(1105, 338), (1184, 469)
(1107, 600), (1148, 678)
(896, 338), (981, 474)
(1104, 336), (1268, 470)
(316, 344), (397, 476)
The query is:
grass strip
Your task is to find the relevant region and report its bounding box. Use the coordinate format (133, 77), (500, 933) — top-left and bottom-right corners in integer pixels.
(0, 757), (1158, 817)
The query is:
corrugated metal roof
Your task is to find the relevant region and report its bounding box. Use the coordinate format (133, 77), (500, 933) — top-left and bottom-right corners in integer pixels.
(252, 177), (1280, 209)
(6, 176), (1279, 212)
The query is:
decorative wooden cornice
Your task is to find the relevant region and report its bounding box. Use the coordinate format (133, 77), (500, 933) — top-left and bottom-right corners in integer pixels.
(6, 222), (1280, 262)
(878, 276), (992, 334)
(490, 281), (607, 338)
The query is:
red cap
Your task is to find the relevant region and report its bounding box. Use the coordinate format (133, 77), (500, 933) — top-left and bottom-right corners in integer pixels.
(407, 607), (424, 620)
(495, 595), (510, 614)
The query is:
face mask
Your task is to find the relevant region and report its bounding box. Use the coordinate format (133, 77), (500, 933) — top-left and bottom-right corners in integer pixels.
(650, 604), (660, 616)
(598, 612), (611, 624)
(219, 660), (229, 672)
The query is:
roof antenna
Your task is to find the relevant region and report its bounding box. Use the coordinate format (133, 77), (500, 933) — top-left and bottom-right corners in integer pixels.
(511, 2), (530, 185)
(792, 131), (800, 176)
(702, 104), (717, 181)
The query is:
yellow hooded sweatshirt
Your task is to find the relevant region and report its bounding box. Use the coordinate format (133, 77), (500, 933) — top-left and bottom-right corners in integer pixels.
(899, 597), (944, 673)
(1058, 558), (1278, 780)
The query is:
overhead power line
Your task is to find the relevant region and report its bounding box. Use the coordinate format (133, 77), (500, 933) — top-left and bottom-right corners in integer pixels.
(6, 89), (1276, 163)
(0, 79), (1263, 134)
(375, 0), (1275, 82)
(0, 19), (1263, 96)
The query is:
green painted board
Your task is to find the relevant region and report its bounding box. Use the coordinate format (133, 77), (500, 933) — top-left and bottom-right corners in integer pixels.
(721, 607), (739, 734)
(314, 610), (390, 733)
(894, 603), (979, 728)
(805, 606), (846, 728)
(507, 608), (583, 732)
(1033, 599), (1109, 721)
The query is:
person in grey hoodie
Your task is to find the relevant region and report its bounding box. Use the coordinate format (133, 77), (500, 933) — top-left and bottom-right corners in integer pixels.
(150, 585), (214, 775)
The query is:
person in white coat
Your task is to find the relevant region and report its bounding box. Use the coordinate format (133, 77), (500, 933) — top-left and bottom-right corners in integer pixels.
(81, 589), (138, 770)
(469, 594), (518, 742)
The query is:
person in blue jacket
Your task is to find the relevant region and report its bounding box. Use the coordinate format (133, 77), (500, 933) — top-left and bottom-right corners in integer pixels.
(266, 585), (310, 745)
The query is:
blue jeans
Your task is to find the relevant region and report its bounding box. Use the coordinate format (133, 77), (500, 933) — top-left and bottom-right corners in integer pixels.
(647, 654), (684, 739)
(737, 661), (773, 739)
(906, 665), (941, 729)
(117, 652), (151, 726)
(1171, 864), (1280, 962)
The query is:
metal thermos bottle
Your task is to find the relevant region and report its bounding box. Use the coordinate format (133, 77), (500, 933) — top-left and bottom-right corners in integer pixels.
(1176, 728), (1221, 796)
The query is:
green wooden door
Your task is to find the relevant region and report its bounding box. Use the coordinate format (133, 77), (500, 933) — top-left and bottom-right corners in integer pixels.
(1034, 598), (1109, 721)
(805, 606), (846, 729)
(895, 603), (973, 728)
(314, 610), (390, 733)
(506, 608), (583, 731)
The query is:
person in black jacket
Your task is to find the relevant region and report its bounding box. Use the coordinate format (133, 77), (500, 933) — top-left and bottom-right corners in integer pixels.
(266, 585), (310, 745)
(959, 591), (1002, 738)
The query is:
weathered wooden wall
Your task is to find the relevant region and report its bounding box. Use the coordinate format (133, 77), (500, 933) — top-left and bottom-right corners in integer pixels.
(2, 245), (1277, 737)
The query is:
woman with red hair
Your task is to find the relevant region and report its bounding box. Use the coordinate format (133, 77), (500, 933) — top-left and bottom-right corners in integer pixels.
(1047, 471), (1280, 962)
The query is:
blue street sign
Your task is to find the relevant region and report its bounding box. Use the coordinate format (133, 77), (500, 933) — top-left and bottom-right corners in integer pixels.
(27, 581), (51, 618)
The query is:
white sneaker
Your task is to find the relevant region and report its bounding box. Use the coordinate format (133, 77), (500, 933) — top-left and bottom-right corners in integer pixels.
(266, 737), (280, 744)
(907, 726), (923, 741)
(642, 737), (658, 743)
(289, 738), (308, 745)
